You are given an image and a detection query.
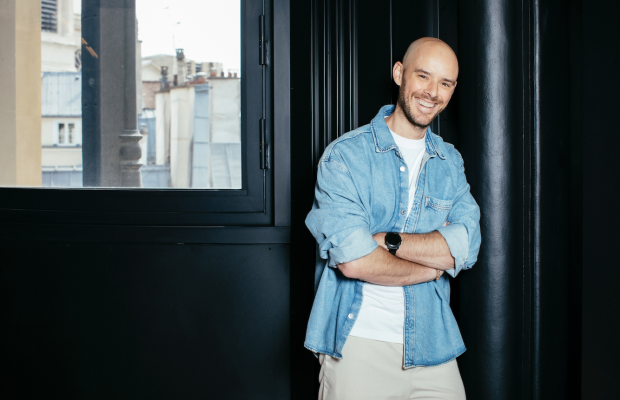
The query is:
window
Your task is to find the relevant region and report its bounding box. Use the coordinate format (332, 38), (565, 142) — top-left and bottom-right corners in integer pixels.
(59, 123), (65, 143)
(68, 123), (75, 144)
(41, 0), (57, 33)
(10, 0), (249, 190)
(55, 122), (78, 145)
(0, 0), (277, 225)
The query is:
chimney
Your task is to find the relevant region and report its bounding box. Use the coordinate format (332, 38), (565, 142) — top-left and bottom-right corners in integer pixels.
(160, 66), (169, 90)
(176, 48), (186, 85)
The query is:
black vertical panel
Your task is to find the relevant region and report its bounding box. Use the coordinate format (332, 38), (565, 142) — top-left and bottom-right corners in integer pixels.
(567, 0), (583, 397)
(356, 0), (393, 125)
(290, 0), (322, 397)
(456, 0), (529, 398)
(581, 0), (620, 398)
(310, 0), (358, 157)
(274, 0), (292, 227)
(531, 0), (571, 398)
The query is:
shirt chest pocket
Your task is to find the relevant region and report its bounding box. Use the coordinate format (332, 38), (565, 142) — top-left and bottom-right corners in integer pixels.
(422, 196), (453, 227)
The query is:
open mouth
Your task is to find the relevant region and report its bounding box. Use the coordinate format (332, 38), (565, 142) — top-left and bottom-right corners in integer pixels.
(415, 98), (436, 109)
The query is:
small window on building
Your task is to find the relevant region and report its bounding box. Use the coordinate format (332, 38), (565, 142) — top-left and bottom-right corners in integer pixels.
(58, 123), (66, 144)
(68, 123), (75, 144)
(41, 0), (58, 33)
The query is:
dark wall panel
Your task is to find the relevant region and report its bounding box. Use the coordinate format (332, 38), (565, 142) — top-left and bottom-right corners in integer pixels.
(2, 241), (290, 399)
(356, 0), (393, 125)
(532, 0), (571, 397)
(456, 0), (530, 398)
(581, 0), (620, 398)
(567, 0), (583, 397)
(290, 0), (321, 397)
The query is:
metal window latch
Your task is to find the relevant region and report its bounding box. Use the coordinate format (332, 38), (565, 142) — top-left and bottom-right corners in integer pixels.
(260, 118), (269, 169)
(259, 15), (268, 65)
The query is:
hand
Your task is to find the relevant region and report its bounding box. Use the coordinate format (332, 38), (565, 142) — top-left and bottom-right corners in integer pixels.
(372, 232), (387, 250)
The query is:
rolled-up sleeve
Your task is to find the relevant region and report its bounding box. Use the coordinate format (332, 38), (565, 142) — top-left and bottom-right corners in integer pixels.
(328, 226), (378, 266)
(305, 150), (377, 267)
(438, 148), (481, 277)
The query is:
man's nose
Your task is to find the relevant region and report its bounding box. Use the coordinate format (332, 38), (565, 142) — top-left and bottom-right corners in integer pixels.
(424, 81), (439, 99)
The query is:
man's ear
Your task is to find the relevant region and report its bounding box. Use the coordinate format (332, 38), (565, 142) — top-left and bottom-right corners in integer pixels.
(393, 62), (404, 86)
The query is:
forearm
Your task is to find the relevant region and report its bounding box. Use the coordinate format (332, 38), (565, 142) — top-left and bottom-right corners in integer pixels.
(374, 231), (455, 270)
(337, 246), (441, 286)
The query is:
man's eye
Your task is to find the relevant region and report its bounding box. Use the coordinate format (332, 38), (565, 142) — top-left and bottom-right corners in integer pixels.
(419, 75), (427, 79)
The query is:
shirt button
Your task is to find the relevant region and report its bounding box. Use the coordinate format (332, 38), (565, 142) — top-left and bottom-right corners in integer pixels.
(348, 313), (354, 319)
(401, 210), (406, 215)
(400, 166), (406, 172)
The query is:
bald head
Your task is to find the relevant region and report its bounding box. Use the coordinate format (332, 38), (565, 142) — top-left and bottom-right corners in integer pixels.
(402, 37), (458, 76)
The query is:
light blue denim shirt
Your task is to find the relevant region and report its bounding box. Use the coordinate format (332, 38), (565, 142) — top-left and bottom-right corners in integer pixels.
(304, 105), (481, 368)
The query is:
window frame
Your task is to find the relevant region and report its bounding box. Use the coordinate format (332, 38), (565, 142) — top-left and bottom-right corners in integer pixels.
(0, 0), (290, 227)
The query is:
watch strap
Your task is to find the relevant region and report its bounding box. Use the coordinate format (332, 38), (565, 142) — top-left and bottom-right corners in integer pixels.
(389, 248), (397, 255)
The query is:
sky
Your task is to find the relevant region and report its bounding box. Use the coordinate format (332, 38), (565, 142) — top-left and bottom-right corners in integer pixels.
(73, 0), (241, 71)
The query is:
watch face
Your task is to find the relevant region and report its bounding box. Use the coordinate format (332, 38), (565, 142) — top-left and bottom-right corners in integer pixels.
(385, 232), (402, 247)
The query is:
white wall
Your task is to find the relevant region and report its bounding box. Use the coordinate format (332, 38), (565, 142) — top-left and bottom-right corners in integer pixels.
(142, 62), (162, 81)
(169, 86), (194, 188)
(155, 91), (170, 165)
(42, 147), (82, 167)
(209, 78), (241, 144)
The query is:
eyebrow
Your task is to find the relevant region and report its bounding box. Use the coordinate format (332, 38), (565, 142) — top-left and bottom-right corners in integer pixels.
(414, 68), (456, 84)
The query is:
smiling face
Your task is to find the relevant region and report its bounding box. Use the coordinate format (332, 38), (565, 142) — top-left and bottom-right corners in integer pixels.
(394, 38), (459, 130)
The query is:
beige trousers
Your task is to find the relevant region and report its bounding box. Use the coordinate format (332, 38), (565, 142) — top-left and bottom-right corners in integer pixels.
(318, 336), (466, 400)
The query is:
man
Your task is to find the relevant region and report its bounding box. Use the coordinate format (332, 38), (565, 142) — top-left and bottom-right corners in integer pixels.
(304, 37), (481, 399)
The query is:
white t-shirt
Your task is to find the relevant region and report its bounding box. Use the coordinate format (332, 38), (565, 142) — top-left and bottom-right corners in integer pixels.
(348, 128), (426, 344)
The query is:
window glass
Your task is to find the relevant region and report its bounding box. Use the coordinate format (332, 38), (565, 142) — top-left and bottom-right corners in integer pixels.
(1, 0), (242, 189)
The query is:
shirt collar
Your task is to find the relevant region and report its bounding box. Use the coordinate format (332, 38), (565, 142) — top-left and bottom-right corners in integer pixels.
(370, 105), (446, 160)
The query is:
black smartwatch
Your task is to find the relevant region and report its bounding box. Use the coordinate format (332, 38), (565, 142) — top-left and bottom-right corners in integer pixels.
(385, 232), (402, 255)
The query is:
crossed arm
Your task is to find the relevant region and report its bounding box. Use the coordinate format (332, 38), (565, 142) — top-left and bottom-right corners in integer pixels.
(337, 229), (453, 286)
(308, 148), (480, 287)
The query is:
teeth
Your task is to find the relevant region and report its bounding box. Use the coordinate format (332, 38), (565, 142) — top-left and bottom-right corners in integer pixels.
(416, 98), (435, 108)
